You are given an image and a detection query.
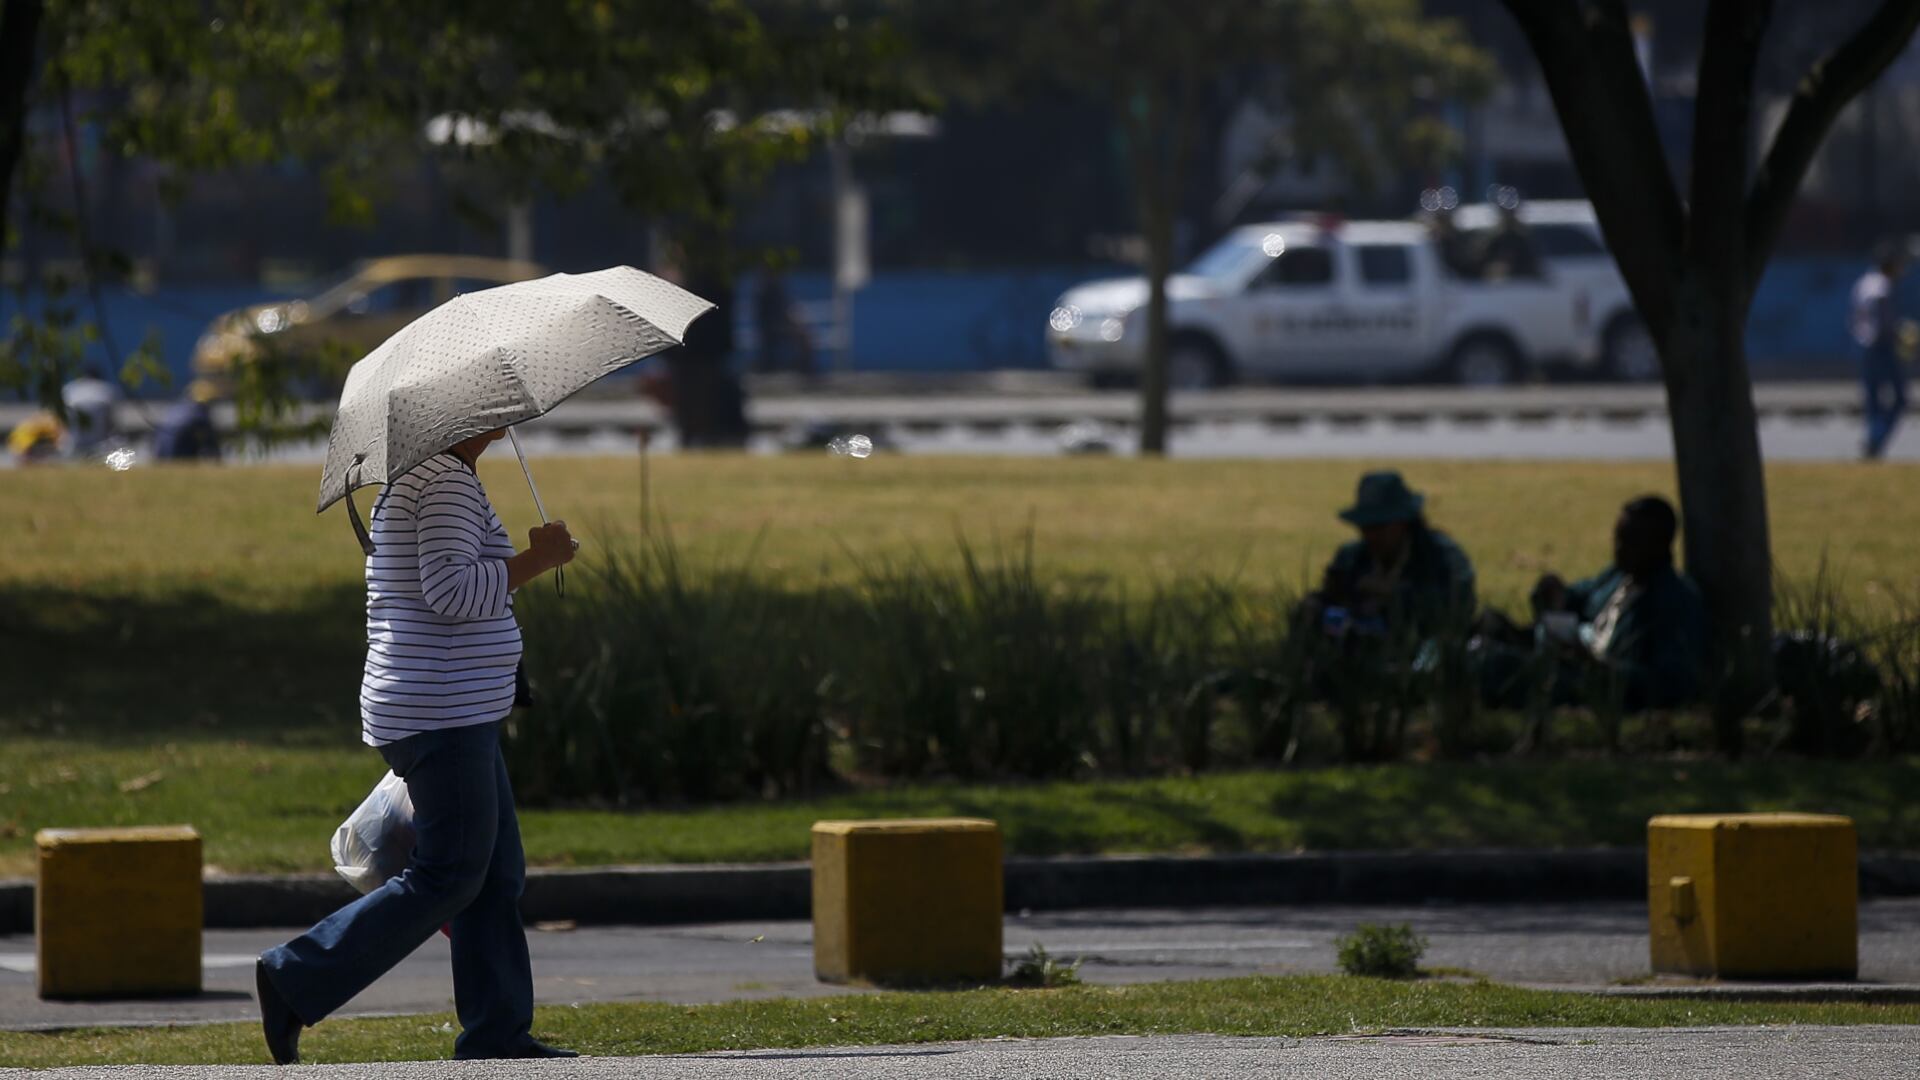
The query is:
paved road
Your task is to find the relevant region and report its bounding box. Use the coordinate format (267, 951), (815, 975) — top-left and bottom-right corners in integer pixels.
(51, 405), (1919, 466)
(8, 901), (1920, 1031)
(8, 1028), (1920, 1079)
(14, 382), (1918, 465)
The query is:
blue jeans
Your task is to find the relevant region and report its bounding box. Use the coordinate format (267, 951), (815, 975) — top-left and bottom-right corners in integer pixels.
(1863, 341), (1909, 457)
(259, 722), (533, 1058)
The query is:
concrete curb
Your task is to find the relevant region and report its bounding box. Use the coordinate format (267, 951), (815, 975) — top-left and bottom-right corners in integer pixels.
(1585, 984), (1920, 1005)
(3, 849), (1918, 933)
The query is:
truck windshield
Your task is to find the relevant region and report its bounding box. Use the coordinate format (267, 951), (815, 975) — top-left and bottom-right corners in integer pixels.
(1184, 232), (1274, 285)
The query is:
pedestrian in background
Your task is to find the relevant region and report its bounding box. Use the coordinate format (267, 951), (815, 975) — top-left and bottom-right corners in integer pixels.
(753, 270), (816, 377)
(152, 379), (224, 461)
(1851, 238), (1913, 459)
(60, 366), (119, 455)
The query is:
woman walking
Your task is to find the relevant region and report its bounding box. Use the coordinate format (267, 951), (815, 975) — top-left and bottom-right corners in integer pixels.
(256, 427), (578, 1064)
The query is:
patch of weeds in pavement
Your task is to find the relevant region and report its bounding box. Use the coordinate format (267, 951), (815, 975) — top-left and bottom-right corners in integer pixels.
(1007, 943), (1083, 987)
(7, 976), (1920, 1069)
(1337, 923), (1428, 979)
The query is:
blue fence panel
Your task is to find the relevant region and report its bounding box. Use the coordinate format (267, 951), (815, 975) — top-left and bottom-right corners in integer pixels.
(753, 268), (1117, 372)
(4, 257), (1902, 393)
(1, 285), (298, 398)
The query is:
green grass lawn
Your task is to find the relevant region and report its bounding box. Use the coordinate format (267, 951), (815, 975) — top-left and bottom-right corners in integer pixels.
(2, 976), (1917, 1068)
(5, 746), (1917, 878)
(8, 456), (1920, 875)
(9, 455), (1920, 608)
(10, 455), (1919, 746)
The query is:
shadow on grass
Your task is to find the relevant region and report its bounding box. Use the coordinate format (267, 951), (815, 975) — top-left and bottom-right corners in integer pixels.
(945, 795), (1086, 857)
(0, 584), (366, 743)
(1272, 760), (1920, 850)
(1089, 786), (1250, 852)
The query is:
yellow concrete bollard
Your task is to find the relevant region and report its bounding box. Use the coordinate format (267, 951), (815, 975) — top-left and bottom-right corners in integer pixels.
(37, 826), (203, 999)
(812, 818), (1002, 984)
(1648, 813), (1856, 979)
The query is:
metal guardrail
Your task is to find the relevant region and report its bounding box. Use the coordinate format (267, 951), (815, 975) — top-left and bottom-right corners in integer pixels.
(0, 382), (1865, 440)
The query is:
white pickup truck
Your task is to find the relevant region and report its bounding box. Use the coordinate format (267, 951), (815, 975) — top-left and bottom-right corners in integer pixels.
(1046, 201), (1652, 387)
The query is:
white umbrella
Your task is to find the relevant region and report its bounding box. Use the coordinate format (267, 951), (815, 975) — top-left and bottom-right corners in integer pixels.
(316, 266), (713, 552)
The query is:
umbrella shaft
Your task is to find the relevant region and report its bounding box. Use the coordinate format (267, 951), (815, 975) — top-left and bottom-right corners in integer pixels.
(506, 426), (549, 524)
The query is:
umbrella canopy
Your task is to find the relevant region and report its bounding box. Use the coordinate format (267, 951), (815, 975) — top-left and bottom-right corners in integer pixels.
(316, 266), (713, 516)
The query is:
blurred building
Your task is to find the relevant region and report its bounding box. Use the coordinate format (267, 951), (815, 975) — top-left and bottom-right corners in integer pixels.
(15, 3), (1920, 282)
(8, 1), (1920, 379)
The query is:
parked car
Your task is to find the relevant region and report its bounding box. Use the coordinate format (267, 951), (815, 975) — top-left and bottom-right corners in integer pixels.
(192, 255), (547, 394)
(1047, 204), (1647, 388)
(1451, 199), (1653, 382)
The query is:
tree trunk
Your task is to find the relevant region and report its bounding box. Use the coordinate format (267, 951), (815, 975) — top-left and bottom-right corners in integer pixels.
(1138, 192), (1173, 455)
(1661, 271), (1771, 758)
(1133, 74), (1198, 458)
(1126, 87), (1174, 458)
(1495, 0), (1920, 758)
(0, 0), (46, 248)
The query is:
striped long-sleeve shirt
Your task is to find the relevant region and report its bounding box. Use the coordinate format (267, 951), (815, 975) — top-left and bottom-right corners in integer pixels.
(359, 453), (522, 746)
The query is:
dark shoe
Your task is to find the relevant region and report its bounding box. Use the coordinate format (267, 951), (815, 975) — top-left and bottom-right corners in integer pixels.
(255, 959), (302, 1066)
(457, 1039), (580, 1060)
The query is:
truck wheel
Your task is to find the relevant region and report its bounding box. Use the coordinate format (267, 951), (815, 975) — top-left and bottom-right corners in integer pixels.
(1447, 334), (1522, 387)
(1603, 316), (1660, 382)
(1168, 337), (1232, 390)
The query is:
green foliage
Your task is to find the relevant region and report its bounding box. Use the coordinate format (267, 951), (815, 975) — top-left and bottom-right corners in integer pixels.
(899, 0), (1496, 219)
(1335, 923), (1428, 979)
(506, 531), (836, 806)
(1006, 943), (1082, 988)
(508, 529), (1313, 802)
(37, 0), (922, 226)
(500, 525), (1920, 804)
(3, 0), (927, 415)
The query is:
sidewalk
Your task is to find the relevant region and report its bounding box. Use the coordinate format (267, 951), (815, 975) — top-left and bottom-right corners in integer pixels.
(10, 1028), (1920, 1079)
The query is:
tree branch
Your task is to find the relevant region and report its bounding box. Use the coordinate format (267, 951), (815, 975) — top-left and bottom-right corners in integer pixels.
(1497, 0), (1685, 337)
(1687, 0), (1771, 297)
(1746, 0), (1920, 297)
(0, 0), (46, 251)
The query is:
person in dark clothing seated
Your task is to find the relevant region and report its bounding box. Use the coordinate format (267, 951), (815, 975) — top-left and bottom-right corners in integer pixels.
(1478, 495), (1708, 712)
(1302, 470), (1477, 644)
(1273, 472), (1477, 758)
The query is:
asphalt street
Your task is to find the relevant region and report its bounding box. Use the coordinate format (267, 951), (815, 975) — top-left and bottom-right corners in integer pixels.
(16, 382), (1915, 466)
(224, 410), (1920, 463)
(7, 901), (1920, 1031)
(7, 1029), (1920, 1079)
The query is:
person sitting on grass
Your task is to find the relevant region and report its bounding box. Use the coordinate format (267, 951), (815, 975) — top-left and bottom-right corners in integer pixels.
(1301, 470), (1477, 645)
(1479, 495), (1708, 712)
(1274, 472), (1477, 750)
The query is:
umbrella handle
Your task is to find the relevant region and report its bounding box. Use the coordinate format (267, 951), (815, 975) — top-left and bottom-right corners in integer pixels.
(345, 456), (376, 557)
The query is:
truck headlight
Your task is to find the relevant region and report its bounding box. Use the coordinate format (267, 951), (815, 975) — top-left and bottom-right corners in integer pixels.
(1049, 305), (1083, 333)
(1098, 316), (1125, 342)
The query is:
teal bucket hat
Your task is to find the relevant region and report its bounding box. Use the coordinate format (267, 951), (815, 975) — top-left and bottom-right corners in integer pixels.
(1338, 471), (1426, 526)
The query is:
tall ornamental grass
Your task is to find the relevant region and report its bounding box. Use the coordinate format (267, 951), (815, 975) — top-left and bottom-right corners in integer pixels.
(506, 533), (1920, 806)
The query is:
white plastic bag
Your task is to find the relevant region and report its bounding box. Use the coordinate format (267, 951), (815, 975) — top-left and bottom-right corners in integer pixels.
(330, 770), (417, 893)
